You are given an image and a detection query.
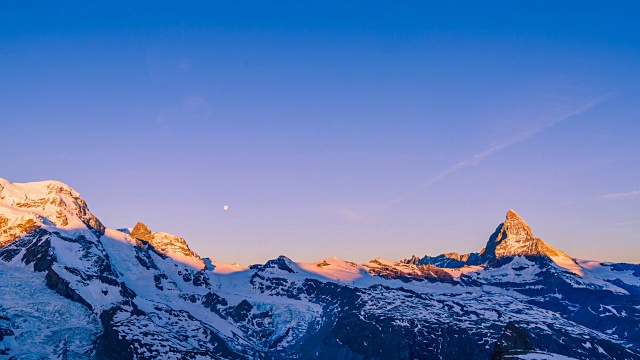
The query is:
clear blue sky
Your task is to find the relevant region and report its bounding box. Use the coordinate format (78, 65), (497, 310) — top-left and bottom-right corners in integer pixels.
(2, 2), (639, 265)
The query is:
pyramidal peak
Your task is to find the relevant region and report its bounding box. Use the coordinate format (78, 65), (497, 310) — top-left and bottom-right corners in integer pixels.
(480, 209), (583, 275)
(502, 209), (534, 240)
(505, 208), (527, 223)
(499, 210), (535, 252)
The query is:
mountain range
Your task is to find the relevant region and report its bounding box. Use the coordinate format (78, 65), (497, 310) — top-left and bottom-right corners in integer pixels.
(1, 178), (639, 359)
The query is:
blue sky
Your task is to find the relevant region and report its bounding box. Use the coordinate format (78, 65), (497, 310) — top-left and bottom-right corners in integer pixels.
(2, 2), (639, 264)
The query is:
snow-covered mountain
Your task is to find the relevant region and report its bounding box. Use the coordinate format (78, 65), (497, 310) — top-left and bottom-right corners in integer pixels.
(1, 178), (639, 359)
(403, 209), (584, 276)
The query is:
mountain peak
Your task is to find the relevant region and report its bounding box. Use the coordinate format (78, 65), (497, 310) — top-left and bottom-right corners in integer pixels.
(476, 210), (582, 275)
(129, 222), (204, 269)
(130, 222), (153, 241)
(503, 209), (533, 238)
(506, 209), (523, 221)
(480, 210), (537, 261)
(0, 178), (104, 239)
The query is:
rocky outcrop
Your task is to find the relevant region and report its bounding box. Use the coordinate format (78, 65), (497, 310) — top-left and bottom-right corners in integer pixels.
(403, 252), (481, 268)
(44, 181), (105, 233)
(250, 255), (296, 273)
(130, 221), (203, 268)
(366, 260), (454, 281)
(21, 230), (55, 272)
(0, 215), (40, 248)
(45, 267), (93, 311)
(491, 322), (535, 359)
(129, 222), (154, 241)
(95, 303), (144, 360)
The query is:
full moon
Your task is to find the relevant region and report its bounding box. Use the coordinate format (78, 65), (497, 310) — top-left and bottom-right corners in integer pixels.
(223, 204), (229, 211)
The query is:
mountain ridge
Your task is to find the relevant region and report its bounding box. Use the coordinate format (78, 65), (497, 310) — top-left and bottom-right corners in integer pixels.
(402, 209), (584, 276)
(1, 178), (639, 359)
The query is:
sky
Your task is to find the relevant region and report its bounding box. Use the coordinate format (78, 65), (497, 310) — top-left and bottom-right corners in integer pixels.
(1, 2), (639, 265)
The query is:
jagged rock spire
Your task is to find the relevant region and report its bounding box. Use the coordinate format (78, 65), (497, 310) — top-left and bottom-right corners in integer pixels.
(130, 222), (153, 241)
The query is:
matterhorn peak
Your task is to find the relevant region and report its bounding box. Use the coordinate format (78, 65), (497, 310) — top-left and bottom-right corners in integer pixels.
(475, 210), (583, 275)
(503, 209), (534, 238)
(480, 209), (540, 262)
(506, 209), (523, 221)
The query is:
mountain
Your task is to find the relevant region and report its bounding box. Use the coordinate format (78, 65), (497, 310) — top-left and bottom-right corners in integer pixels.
(1, 178), (640, 359)
(403, 209), (583, 275)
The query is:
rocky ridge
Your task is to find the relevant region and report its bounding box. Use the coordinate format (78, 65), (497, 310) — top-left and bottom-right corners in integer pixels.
(1, 178), (639, 359)
(403, 209), (582, 275)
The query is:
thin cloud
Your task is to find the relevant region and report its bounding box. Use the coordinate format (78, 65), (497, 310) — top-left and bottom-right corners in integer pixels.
(605, 219), (640, 226)
(602, 190), (640, 199)
(387, 93), (616, 207)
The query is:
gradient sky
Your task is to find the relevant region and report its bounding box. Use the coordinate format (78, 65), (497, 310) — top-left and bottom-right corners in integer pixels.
(2, 2), (639, 265)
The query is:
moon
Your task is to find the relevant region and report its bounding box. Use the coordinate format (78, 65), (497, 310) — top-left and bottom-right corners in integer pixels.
(223, 204), (229, 211)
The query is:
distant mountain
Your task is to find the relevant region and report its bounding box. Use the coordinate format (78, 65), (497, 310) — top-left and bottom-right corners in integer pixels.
(1, 178), (639, 359)
(402, 209), (583, 275)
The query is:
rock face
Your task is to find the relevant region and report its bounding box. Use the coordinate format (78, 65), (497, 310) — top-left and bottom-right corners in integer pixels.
(248, 255), (296, 273)
(490, 322), (535, 360)
(129, 221), (205, 269)
(482, 209), (537, 260)
(1, 178), (640, 359)
(129, 222), (153, 241)
(403, 209), (581, 275)
(479, 209), (573, 264)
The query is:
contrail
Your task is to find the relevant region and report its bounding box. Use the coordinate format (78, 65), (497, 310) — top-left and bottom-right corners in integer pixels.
(602, 190), (640, 199)
(386, 93), (617, 207)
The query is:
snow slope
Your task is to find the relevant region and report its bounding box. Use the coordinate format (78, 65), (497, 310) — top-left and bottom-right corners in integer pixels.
(1, 178), (640, 359)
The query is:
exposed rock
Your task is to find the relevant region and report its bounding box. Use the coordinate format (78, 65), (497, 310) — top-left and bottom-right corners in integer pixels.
(130, 221), (204, 268)
(366, 259), (454, 281)
(21, 230), (55, 272)
(130, 222), (153, 241)
(228, 299), (254, 323)
(0, 315), (13, 342)
(491, 322), (536, 359)
(202, 292), (229, 316)
(0, 217), (40, 248)
(405, 210), (579, 274)
(45, 267), (93, 311)
(2, 179), (640, 359)
(95, 304), (142, 360)
(403, 252), (479, 268)
(249, 255), (296, 273)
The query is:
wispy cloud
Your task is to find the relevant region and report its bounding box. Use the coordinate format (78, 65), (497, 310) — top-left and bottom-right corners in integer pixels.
(602, 190), (640, 199)
(386, 93), (616, 206)
(605, 219), (640, 226)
